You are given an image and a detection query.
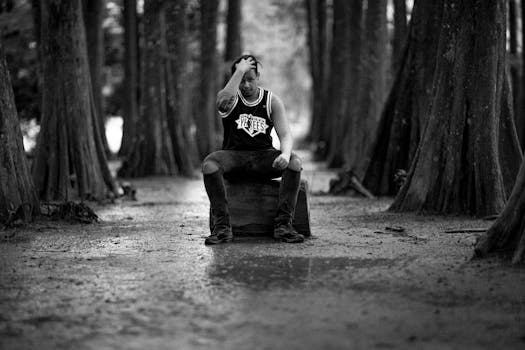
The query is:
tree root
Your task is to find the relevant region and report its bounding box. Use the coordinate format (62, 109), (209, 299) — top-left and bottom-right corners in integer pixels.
(2, 203), (33, 229)
(40, 202), (99, 224)
(329, 170), (375, 198)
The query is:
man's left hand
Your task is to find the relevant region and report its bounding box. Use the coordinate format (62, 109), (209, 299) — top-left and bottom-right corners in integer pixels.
(272, 153), (290, 170)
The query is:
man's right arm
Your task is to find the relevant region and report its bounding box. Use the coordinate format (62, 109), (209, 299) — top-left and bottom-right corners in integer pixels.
(216, 57), (255, 113)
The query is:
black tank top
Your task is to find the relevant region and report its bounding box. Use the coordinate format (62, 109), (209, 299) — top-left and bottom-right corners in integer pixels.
(219, 87), (275, 151)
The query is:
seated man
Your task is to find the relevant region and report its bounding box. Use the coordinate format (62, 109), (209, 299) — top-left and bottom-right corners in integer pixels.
(202, 54), (304, 245)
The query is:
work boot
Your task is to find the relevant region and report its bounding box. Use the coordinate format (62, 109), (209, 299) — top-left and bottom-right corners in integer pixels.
(205, 225), (233, 245)
(275, 168), (301, 227)
(204, 170), (232, 245)
(273, 223), (304, 243)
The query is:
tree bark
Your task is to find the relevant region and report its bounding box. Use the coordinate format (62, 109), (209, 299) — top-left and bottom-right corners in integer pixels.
(117, 0), (177, 177)
(30, 0), (41, 54)
(82, 0), (110, 156)
(164, 0), (199, 176)
(0, 39), (39, 223)
(499, 70), (523, 197)
(33, 0), (118, 201)
(362, 0), (443, 196)
(475, 158), (525, 264)
(519, 0), (525, 150)
(343, 0), (388, 178)
(305, 0), (329, 148)
(198, 0), (220, 159)
(508, 0), (522, 151)
(390, 0), (522, 216)
(30, 0), (42, 124)
(321, 0), (350, 160)
(119, 0), (139, 158)
(392, 0), (407, 75)
(326, 0), (362, 168)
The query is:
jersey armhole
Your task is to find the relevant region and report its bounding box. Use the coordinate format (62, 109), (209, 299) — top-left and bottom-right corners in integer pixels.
(218, 94), (239, 118)
(266, 91), (273, 121)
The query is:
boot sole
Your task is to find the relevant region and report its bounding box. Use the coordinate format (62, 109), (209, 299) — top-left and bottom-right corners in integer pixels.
(204, 236), (233, 245)
(274, 235), (305, 243)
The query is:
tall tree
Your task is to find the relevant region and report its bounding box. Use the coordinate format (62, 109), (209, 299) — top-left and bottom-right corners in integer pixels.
(224, 0), (242, 63)
(475, 158), (525, 264)
(392, 0), (407, 75)
(390, 0), (522, 216)
(82, 0), (110, 156)
(33, 0), (118, 201)
(362, 0), (443, 196)
(119, 0), (139, 157)
(164, 0), (199, 176)
(326, 0), (362, 168)
(30, 0), (41, 57)
(509, 0), (521, 149)
(321, 0), (351, 161)
(197, 0), (220, 159)
(0, 39), (39, 224)
(520, 0), (525, 150)
(305, 0), (329, 149)
(118, 0), (177, 177)
(343, 0), (388, 178)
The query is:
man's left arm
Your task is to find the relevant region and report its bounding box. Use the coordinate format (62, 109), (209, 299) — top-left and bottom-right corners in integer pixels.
(271, 94), (293, 170)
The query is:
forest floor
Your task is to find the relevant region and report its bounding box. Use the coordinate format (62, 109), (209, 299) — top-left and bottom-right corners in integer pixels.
(1, 150), (525, 350)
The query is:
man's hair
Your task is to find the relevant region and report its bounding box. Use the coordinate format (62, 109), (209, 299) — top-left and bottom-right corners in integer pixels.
(231, 54), (261, 76)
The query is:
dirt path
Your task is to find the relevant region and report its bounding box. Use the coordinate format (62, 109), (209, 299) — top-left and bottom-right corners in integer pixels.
(1, 152), (524, 350)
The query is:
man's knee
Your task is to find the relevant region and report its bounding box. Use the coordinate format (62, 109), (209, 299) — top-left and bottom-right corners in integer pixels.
(202, 157), (220, 174)
(288, 154), (302, 172)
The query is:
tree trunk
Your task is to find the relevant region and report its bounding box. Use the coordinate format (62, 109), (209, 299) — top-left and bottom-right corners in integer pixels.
(326, 0), (362, 168)
(520, 0), (525, 150)
(343, 0), (388, 178)
(509, 0), (522, 151)
(198, 0), (220, 159)
(390, 0), (522, 216)
(475, 158), (525, 264)
(117, 0), (177, 177)
(164, 0), (199, 176)
(30, 0), (41, 54)
(33, 0), (118, 201)
(305, 0), (329, 149)
(0, 39), (39, 223)
(321, 0), (350, 160)
(499, 70), (523, 197)
(82, 0), (110, 156)
(224, 0), (242, 63)
(221, 0), (243, 89)
(392, 0), (407, 75)
(30, 0), (42, 124)
(362, 0), (443, 196)
(119, 0), (139, 158)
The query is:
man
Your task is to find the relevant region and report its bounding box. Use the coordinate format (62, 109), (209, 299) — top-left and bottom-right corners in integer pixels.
(202, 54), (304, 245)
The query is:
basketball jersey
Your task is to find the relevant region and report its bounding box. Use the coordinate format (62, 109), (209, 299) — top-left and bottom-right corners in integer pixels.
(219, 87), (275, 151)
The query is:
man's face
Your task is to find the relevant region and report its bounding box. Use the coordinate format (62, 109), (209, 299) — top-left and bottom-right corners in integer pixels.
(239, 69), (259, 98)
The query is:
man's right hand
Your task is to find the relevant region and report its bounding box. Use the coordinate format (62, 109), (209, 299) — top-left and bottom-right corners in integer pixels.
(235, 57), (256, 73)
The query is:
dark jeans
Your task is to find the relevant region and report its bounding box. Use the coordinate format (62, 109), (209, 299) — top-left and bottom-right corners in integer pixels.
(202, 149), (302, 231)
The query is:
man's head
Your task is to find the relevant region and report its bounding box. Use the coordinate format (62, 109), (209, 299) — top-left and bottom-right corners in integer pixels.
(231, 54), (260, 76)
(231, 55), (261, 98)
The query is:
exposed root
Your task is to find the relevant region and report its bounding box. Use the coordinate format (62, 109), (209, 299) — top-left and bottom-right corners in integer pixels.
(2, 203), (33, 229)
(40, 202), (99, 224)
(329, 170), (375, 198)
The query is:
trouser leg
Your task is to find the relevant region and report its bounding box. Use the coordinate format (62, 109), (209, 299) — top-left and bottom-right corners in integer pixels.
(247, 150), (302, 228)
